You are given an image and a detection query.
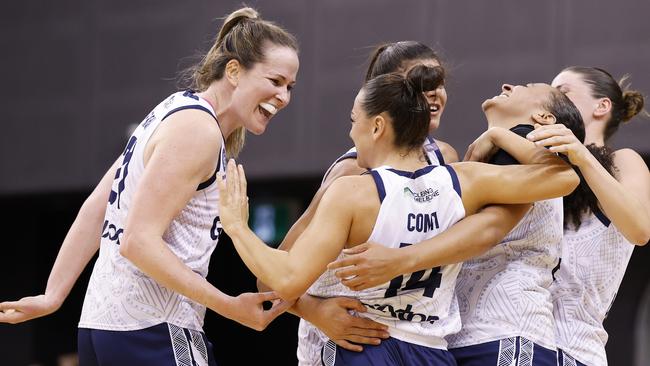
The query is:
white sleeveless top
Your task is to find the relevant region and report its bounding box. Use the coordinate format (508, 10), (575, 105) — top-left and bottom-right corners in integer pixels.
(446, 198), (564, 351)
(79, 90), (227, 332)
(299, 138), (448, 365)
(552, 211), (634, 366)
(299, 164), (465, 364)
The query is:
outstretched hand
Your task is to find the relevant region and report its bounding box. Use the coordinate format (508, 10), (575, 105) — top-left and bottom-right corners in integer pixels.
(0, 295), (59, 324)
(217, 159), (250, 233)
(228, 291), (293, 331)
(526, 124), (590, 167)
(307, 297), (389, 352)
(327, 242), (403, 291)
(464, 128), (499, 162)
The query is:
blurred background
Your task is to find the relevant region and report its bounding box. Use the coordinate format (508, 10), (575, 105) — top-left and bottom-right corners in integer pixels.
(1, 0), (649, 365)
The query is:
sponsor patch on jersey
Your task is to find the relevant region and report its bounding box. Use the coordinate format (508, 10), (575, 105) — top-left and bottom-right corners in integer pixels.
(403, 187), (439, 203)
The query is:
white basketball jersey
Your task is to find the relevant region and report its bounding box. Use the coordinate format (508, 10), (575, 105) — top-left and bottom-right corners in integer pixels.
(320, 136), (446, 185)
(552, 211), (634, 366)
(79, 90), (227, 332)
(299, 139), (448, 365)
(308, 165), (465, 352)
(446, 198), (564, 351)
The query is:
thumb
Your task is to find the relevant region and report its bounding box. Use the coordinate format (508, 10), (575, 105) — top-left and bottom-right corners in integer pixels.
(257, 291), (281, 302)
(339, 297), (367, 313)
(342, 243), (369, 255)
(463, 143), (474, 162)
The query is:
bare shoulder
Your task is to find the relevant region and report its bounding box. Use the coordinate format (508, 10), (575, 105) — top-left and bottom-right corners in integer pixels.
(322, 155), (366, 188)
(435, 139), (459, 163)
(613, 148), (649, 178)
(160, 109), (223, 142)
(326, 174), (375, 198)
(320, 174), (375, 209)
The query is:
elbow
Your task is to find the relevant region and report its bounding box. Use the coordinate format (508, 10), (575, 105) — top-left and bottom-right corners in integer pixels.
(119, 231), (145, 262)
(558, 168), (580, 196)
(273, 271), (308, 301)
(629, 228), (650, 246)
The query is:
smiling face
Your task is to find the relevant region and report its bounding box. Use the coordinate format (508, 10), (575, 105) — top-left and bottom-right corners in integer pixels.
(231, 44), (299, 135)
(482, 83), (558, 124)
(400, 58), (447, 132)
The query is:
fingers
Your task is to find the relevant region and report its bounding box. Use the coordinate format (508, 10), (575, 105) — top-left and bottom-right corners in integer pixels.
(532, 135), (574, 148)
(229, 160), (240, 201)
(0, 310), (25, 324)
(335, 340), (364, 352)
(346, 314), (389, 333)
(526, 124), (570, 142)
(256, 291), (282, 302)
(339, 334), (383, 347)
(341, 277), (368, 291)
(333, 266), (361, 280)
(265, 299), (292, 319)
(463, 143), (475, 162)
(341, 243), (369, 255)
(217, 173), (227, 204)
(336, 297), (367, 313)
(0, 301), (18, 311)
(328, 257), (358, 271)
(237, 164), (247, 199)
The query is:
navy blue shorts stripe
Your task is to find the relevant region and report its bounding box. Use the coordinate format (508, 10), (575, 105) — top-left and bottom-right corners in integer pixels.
(323, 338), (456, 366)
(78, 324), (217, 366)
(450, 337), (556, 366)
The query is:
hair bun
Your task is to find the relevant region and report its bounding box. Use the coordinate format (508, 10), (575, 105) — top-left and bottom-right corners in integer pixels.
(622, 90), (646, 122)
(405, 65), (445, 94)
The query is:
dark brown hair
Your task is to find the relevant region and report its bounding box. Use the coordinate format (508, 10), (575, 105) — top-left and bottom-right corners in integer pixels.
(361, 65), (444, 151)
(365, 41), (441, 82)
(563, 66), (647, 142)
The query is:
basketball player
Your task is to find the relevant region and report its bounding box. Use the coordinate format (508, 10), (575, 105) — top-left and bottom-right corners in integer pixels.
(218, 65), (580, 365)
(527, 66), (650, 366)
(0, 7), (298, 365)
(329, 81), (587, 365)
(260, 42), (531, 365)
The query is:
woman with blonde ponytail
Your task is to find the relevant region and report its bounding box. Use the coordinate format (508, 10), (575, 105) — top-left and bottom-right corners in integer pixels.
(0, 6), (299, 365)
(527, 66), (650, 366)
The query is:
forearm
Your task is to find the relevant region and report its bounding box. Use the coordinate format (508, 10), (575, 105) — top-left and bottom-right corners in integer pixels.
(122, 236), (234, 315)
(43, 198), (104, 308)
(229, 225), (300, 298)
(579, 154), (650, 244)
(287, 293), (321, 319)
(400, 204), (528, 272)
(489, 127), (562, 166)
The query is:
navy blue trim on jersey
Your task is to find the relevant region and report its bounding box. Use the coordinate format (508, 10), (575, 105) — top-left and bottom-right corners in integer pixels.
(594, 208), (611, 227)
(197, 165), (219, 191)
(161, 105), (218, 123)
(370, 170), (386, 203)
(336, 151), (358, 163)
(427, 137), (445, 165)
(387, 165), (435, 179)
(322, 150), (359, 183)
(444, 165), (461, 197)
(159, 102), (222, 191)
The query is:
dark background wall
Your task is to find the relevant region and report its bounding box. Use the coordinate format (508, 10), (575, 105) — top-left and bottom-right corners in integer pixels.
(1, 1), (648, 365)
